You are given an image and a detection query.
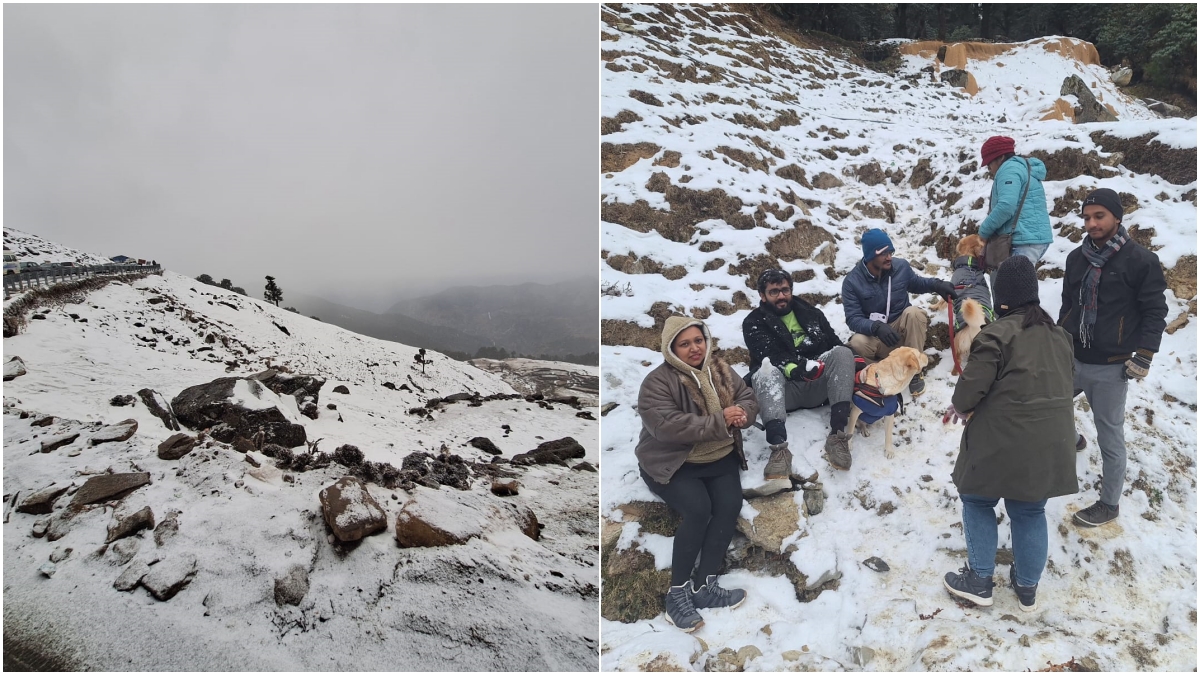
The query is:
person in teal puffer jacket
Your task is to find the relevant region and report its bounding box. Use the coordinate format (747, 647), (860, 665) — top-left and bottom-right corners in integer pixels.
(978, 136), (1053, 265)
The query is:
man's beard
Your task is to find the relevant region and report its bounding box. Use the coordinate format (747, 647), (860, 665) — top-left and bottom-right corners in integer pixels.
(768, 298), (791, 316)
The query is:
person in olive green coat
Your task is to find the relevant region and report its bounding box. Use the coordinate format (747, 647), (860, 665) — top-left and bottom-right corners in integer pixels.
(941, 256), (1077, 613)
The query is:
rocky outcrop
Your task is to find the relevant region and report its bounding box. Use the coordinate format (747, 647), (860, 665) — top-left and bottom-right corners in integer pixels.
(172, 377), (307, 448)
(1061, 75), (1117, 123)
(319, 477), (387, 542)
(70, 473), (151, 509)
(249, 369), (325, 411)
(511, 437), (586, 467)
(157, 433), (197, 460)
(40, 432), (79, 454)
(89, 419), (139, 445)
(395, 487), (540, 548)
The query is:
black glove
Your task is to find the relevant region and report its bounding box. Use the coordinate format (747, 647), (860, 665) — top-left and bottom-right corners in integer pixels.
(873, 321), (901, 347)
(932, 280), (959, 300)
(1125, 350), (1152, 379)
(787, 360), (811, 381)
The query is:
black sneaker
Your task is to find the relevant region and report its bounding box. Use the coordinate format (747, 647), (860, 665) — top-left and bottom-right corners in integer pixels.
(691, 575), (747, 610)
(909, 373), (926, 397)
(1009, 565), (1038, 612)
(1076, 434), (1086, 452)
(1074, 501), (1119, 527)
(943, 565), (994, 606)
(664, 581), (704, 632)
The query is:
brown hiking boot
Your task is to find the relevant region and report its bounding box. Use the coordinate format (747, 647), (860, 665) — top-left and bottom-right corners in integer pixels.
(823, 431), (852, 470)
(764, 443), (793, 480)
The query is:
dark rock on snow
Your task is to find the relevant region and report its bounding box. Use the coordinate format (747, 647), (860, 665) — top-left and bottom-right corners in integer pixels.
(468, 437), (502, 455)
(274, 565), (310, 606)
(105, 506), (155, 544)
(158, 433), (197, 460)
(137, 388), (181, 431)
(511, 437), (587, 467)
(142, 554), (198, 600)
(70, 473), (152, 509)
(171, 377), (306, 448)
(89, 419), (139, 445)
(17, 484), (70, 515)
(319, 477), (387, 543)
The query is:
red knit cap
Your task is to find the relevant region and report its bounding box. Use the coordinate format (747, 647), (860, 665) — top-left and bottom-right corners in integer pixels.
(980, 136), (1015, 167)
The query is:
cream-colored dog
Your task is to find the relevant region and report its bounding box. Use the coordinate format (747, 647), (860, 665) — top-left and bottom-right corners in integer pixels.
(932, 234), (992, 375)
(848, 346), (930, 458)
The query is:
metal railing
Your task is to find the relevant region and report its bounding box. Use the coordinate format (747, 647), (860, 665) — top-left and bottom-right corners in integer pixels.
(3, 264), (162, 295)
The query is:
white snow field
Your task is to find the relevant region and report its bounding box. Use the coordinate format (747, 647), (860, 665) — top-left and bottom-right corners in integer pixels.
(601, 5), (1195, 672)
(3, 228), (599, 670)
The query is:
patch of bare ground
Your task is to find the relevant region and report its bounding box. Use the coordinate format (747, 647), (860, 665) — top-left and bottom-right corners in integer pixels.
(653, 151), (681, 168)
(766, 221), (836, 263)
(775, 164), (812, 189)
(601, 536), (670, 623)
(600, 301), (673, 349)
(1091, 131), (1197, 185)
(604, 252), (686, 281)
(854, 161), (886, 186)
(1028, 148), (1120, 181)
(601, 110), (643, 136)
(601, 142), (660, 173)
(715, 145), (772, 173)
(909, 158), (936, 188)
(601, 183), (756, 243)
(628, 89), (664, 107)
(1165, 255), (1196, 300)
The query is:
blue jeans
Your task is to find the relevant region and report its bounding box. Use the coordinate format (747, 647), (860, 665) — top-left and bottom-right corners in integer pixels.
(1012, 242), (1049, 265)
(960, 494), (1048, 586)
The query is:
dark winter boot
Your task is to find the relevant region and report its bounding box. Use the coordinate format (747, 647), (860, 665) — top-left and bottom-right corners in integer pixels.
(943, 565), (994, 607)
(763, 443), (793, 480)
(691, 575), (747, 610)
(664, 581), (704, 632)
(1009, 565), (1038, 612)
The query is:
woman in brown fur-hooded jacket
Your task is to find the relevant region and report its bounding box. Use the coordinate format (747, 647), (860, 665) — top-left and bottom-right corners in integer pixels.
(635, 316), (758, 633)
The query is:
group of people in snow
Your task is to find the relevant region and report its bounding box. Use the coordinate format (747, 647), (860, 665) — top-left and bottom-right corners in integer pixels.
(631, 135), (1169, 631)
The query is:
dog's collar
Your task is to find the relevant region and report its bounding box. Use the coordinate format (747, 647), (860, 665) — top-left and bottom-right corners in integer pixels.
(952, 255), (984, 271)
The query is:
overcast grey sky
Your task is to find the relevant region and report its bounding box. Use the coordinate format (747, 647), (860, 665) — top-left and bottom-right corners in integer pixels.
(5, 4), (596, 311)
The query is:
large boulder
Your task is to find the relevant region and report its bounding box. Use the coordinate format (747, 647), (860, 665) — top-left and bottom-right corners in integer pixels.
(171, 377), (307, 448)
(105, 506), (155, 544)
(1061, 75), (1118, 123)
(142, 554), (198, 601)
(736, 491), (804, 554)
(4, 356), (27, 381)
(319, 477), (387, 542)
(70, 473), (151, 509)
(511, 437), (587, 467)
(249, 369), (325, 409)
(157, 433), (197, 460)
(17, 483), (70, 515)
(395, 487), (540, 548)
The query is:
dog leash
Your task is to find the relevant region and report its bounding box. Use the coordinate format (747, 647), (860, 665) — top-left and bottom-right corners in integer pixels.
(948, 295), (963, 375)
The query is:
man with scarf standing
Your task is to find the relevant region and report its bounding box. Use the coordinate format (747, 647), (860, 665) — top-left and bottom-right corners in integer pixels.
(1059, 188), (1167, 527)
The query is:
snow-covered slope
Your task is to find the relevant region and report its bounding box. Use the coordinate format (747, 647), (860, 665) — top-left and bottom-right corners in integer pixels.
(601, 5), (1195, 672)
(3, 229), (599, 670)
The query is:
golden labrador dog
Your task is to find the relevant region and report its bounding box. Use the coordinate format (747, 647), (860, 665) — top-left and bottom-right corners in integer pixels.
(848, 346), (929, 459)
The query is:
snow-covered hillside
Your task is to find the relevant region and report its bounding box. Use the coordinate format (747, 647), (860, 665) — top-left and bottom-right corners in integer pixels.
(601, 4), (1195, 672)
(3, 229), (599, 670)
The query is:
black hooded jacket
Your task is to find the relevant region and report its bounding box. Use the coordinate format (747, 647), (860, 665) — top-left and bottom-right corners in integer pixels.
(742, 296), (844, 376)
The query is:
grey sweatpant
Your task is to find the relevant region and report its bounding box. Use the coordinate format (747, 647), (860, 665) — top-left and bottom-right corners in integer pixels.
(752, 346), (854, 426)
(1074, 359), (1128, 506)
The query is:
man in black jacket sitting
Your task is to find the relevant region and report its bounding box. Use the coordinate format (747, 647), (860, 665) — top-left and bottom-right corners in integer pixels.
(743, 269), (857, 473)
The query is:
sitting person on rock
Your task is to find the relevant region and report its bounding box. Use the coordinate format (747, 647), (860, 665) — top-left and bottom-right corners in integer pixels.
(742, 268), (857, 472)
(636, 316), (759, 633)
(843, 228), (957, 396)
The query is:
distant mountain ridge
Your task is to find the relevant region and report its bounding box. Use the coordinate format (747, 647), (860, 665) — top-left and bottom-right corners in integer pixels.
(386, 277), (597, 359)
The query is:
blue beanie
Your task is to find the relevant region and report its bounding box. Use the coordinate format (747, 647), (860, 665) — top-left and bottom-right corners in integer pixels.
(861, 229), (895, 263)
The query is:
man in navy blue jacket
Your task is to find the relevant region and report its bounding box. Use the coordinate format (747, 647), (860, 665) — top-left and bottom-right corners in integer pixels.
(843, 229), (957, 396)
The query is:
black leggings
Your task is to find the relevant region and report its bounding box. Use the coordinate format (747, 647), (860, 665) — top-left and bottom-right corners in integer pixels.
(641, 452), (743, 587)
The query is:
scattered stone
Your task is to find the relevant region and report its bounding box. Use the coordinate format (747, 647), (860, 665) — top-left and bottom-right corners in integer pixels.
(49, 547), (72, 563)
(802, 483), (826, 516)
(31, 519), (49, 538)
(17, 484), (70, 515)
(142, 554), (198, 600)
(862, 556), (890, 572)
(31, 416), (55, 428)
(45, 513), (73, 542)
(110, 538), (140, 566)
(575, 411), (596, 420)
(157, 433), (197, 460)
(469, 437), (502, 455)
(70, 472), (152, 508)
(571, 461), (597, 472)
(274, 565), (310, 606)
(333, 385), (350, 394)
(106, 506), (155, 544)
(137, 388), (180, 431)
(109, 395), (136, 407)
(511, 437), (586, 467)
(782, 650), (802, 662)
(940, 69), (970, 89)
(737, 491), (802, 554)
(742, 478), (791, 498)
(4, 356), (27, 381)
(171, 377), (307, 448)
(154, 512), (180, 547)
(319, 477), (388, 542)
(396, 487), (540, 547)
(39, 562), (56, 578)
(90, 419), (139, 445)
(1061, 75), (1117, 123)
(114, 560), (151, 591)
(601, 403), (619, 416)
(491, 479), (520, 497)
(851, 646), (876, 667)
(40, 432), (80, 454)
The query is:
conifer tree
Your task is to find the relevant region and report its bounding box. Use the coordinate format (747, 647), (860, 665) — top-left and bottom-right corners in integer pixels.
(264, 276), (284, 307)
